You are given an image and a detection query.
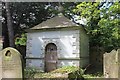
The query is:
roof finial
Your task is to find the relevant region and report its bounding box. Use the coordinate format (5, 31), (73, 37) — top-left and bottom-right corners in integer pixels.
(58, 2), (63, 12)
(58, 2), (64, 16)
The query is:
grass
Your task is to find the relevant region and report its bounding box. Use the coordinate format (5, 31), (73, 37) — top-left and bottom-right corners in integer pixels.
(34, 73), (68, 78)
(24, 66), (104, 79)
(83, 73), (103, 78)
(34, 66), (80, 78)
(51, 66), (79, 73)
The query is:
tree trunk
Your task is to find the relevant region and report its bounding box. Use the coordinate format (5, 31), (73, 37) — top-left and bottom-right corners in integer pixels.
(5, 2), (15, 47)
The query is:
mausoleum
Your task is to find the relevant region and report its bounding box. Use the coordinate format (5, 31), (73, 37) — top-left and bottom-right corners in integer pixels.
(26, 14), (89, 72)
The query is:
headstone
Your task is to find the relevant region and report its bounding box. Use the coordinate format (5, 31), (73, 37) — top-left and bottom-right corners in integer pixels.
(104, 49), (120, 79)
(1, 47), (22, 79)
(118, 49), (120, 78)
(0, 51), (2, 80)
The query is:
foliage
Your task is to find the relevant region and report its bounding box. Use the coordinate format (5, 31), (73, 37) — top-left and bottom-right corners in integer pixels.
(73, 2), (101, 46)
(34, 66), (85, 79)
(3, 2), (120, 51)
(2, 2), (78, 34)
(15, 33), (27, 46)
(98, 2), (120, 50)
(83, 72), (103, 79)
(2, 2), (78, 47)
(24, 67), (38, 78)
(25, 66), (103, 79)
(51, 66), (85, 79)
(34, 73), (52, 78)
(51, 66), (79, 73)
(73, 2), (120, 51)
(24, 67), (44, 78)
(2, 2), (52, 34)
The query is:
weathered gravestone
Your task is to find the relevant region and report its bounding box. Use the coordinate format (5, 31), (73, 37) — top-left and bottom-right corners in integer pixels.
(104, 49), (120, 79)
(0, 37), (3, 80)
(0, 50), (2, 80)
(1, 47), (22, 79)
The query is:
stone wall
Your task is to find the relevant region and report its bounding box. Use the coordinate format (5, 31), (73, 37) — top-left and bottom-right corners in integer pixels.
(104, 49), (120, 78)
(26, 30), (81, 71)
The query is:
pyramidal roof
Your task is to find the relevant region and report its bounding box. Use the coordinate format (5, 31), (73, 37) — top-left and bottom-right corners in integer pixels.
(30, 14), (79, 30)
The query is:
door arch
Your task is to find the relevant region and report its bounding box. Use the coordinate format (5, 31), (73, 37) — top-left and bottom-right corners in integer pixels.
(44, 43), (57, 72)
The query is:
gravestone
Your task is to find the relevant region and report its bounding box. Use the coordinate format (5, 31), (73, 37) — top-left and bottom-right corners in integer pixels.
(0, 51), (2, 80)
(104, 49), (120, 79)
(1, 47), (22, 79)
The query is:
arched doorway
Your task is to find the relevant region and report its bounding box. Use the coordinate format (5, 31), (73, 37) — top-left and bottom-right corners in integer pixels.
(44, 43), (57, 72)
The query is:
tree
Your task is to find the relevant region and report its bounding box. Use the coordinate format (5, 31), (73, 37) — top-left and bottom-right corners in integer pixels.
(98, 2), (120, 50)
(5, 2), (15, 47)
(73, 2), (120, 52)
(2, 2), (52, 48)
(2, 2), (78, 48)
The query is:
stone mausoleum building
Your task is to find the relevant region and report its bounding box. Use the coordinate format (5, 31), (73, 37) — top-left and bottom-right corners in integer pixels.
(26, 14), (89, 72)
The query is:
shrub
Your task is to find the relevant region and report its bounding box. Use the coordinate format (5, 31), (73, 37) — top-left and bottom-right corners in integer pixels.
(24, 67), (41, 78)
(51, 66), (86, 79)
(51, 66), (79, 73)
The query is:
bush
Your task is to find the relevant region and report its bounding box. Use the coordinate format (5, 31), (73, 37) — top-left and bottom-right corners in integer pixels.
(51, 66), (79, 73)
(25, 66), (96, 79)
(51, 66), (86, 79)
(24, 67), (42, 78)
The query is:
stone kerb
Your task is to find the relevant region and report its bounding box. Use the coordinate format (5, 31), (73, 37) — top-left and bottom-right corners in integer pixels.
(1, 47), (22, 79)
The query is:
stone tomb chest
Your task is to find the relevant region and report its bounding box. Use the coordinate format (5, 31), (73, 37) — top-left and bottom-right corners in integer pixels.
(26, 14), (89, 72)
(1, 47), (22, 79)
